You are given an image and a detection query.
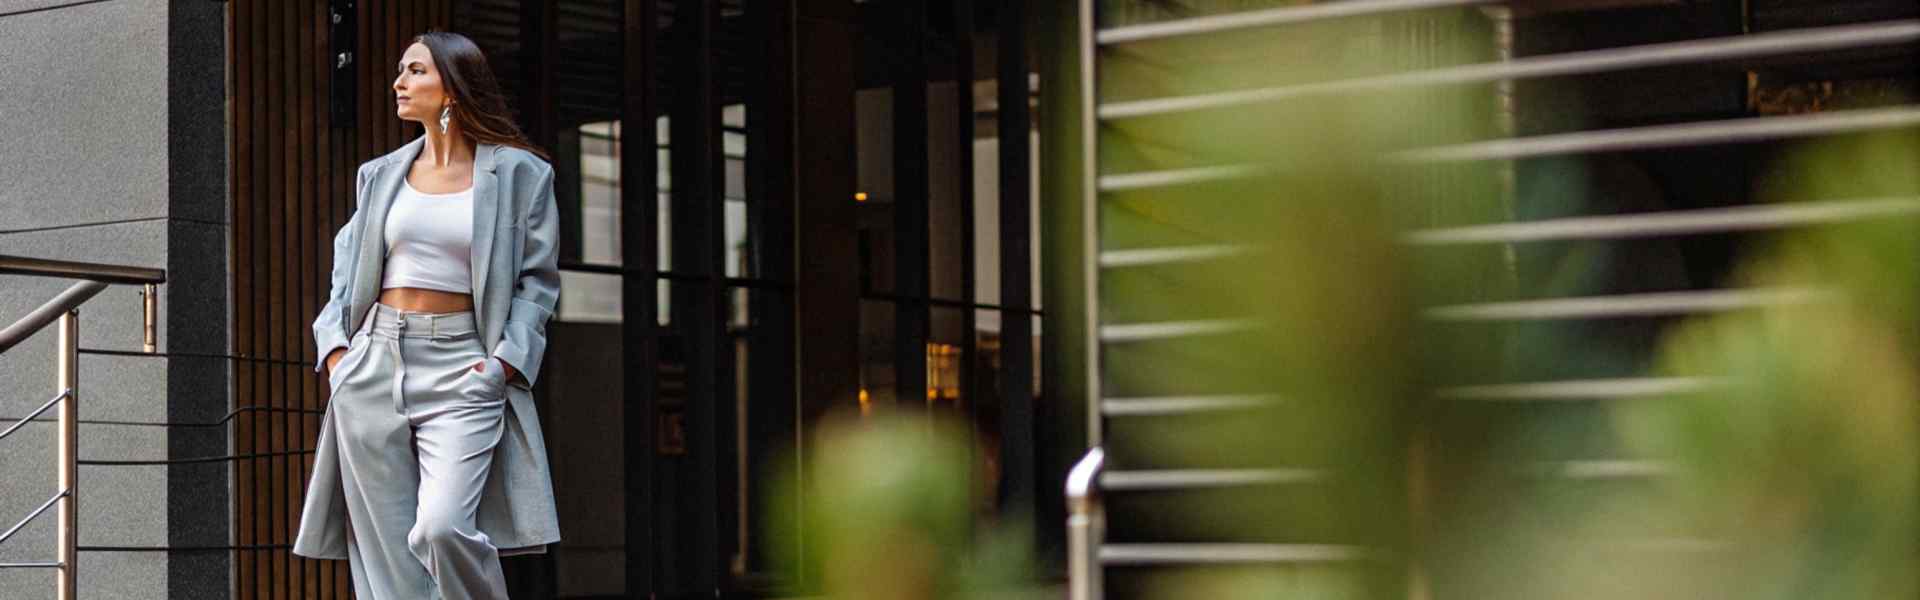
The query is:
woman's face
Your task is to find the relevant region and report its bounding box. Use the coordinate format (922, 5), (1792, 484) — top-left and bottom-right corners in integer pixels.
(392, 43), (449, 124)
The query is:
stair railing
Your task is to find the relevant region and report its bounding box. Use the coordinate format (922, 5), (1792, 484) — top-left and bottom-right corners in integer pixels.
(0, 255), (165, 600)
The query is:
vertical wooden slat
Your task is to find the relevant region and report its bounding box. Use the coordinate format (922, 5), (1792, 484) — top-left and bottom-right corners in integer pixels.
(389, 0), (402, 148)
(359, 0), (373, 165)
(285, 2), (302, 595)
(252, 0), (274, 594)
(378, 0), (391, 152)
(374, 0), (387, 152)
(303, 2), (324, 597)
(278, 1), (294, 596)
(265, 0), (287, 596)
(341, 4), (370, 595)
(277, 2), (293, 597)
(292, 1), (314, 597)
(322, 28), (339, 598)
(230, 1), (255, 596)
(349, 0), (377, 594)
(375, 0), (387, 153)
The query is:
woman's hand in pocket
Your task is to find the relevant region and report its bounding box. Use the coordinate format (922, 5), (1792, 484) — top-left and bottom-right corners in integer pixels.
(471, 358), (518, 384)
(324, 348), (348, 379)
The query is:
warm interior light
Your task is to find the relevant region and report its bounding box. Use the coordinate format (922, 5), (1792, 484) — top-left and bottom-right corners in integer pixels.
(854, 192), (868, 202)
(925, 343), (962, 403)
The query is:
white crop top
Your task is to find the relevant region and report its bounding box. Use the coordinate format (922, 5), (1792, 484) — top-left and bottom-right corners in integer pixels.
(381, 179), (475, 294)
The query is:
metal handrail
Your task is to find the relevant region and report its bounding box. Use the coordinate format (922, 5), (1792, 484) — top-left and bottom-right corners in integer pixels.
(0, 255), (168, 286)
(0, 282), (107, 355)
(1067, 447), (1106, 600)
(0, 254), (166, 600)
(0, 255), (164, 354)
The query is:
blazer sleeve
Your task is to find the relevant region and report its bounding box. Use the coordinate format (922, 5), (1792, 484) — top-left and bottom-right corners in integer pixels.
(311, 164), (373, 373)
(490, 163), (560, 386)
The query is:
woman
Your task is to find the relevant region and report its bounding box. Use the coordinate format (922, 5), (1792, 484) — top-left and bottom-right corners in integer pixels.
(292, 31), (562, 600)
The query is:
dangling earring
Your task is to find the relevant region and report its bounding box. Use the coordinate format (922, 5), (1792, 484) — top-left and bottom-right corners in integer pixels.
(438, 105), (452, 135)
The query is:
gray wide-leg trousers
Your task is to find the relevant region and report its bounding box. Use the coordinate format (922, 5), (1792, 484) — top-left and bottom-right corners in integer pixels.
(327, 302), (512, 600)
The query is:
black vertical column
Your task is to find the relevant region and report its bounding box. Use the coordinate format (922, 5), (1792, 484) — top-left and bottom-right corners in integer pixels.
(504, 1), (563, 596)
(793, 0), (860, 589)
(741, 0), (799, 581)
(664, 0), (723, 593)
(955, 0), (979, 418)
(168, 1), (232, 597)
(893, 0), (932, 407)
(995, 0), (1038, 544)
(519, 0), (558, 151)
(622, 0), (660, 597)
(1034, 0), (1089, 570)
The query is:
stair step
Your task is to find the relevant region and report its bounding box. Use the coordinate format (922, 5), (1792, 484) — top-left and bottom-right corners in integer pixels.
(1100, 543), (1367, 565)
(1104, 468), (1326, 491)
(1102, 394), (1281, 416)
(1102, 319), (1261, 343)
(1437, 377), (1726, 401)
(1100, 244), (1257, 268)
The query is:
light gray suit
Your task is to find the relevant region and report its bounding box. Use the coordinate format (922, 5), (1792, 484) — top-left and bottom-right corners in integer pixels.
(294, 136), (563, 563)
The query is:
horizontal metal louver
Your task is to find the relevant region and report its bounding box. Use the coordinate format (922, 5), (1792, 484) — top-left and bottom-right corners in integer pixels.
(1074, 0), (1919, 597)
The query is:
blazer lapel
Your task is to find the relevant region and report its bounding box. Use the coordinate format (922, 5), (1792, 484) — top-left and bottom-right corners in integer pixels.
(470, 143), (501, 323)
(351, 136), (426, 318)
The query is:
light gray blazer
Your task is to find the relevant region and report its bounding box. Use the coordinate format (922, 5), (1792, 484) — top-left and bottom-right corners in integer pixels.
(293, 136), (563, 560)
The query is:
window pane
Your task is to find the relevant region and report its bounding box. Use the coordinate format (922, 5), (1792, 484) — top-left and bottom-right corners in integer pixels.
(578, 121), (624, 266)
(559, 265), (623, 324)
(928, 80), (966, 304)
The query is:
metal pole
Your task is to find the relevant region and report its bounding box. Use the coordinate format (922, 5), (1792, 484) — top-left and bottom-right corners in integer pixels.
(1077, 0), (1102, 446)
(1067, 448), (1106, 600)
(57, 309), (78, 600)
(142, 284), (158, 353)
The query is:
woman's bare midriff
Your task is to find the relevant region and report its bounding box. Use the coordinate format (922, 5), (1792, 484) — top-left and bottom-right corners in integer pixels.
(377, 287), (474, 313)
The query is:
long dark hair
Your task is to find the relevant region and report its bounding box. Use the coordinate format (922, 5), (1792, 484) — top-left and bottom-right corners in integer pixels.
(413, 31), (549, 161)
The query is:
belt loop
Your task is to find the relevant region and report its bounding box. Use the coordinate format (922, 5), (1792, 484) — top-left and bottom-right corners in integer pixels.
(388, 334), (407, 414)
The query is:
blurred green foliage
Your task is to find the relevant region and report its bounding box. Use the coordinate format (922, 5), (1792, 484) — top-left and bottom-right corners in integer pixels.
(770, 414), (1046, 600)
